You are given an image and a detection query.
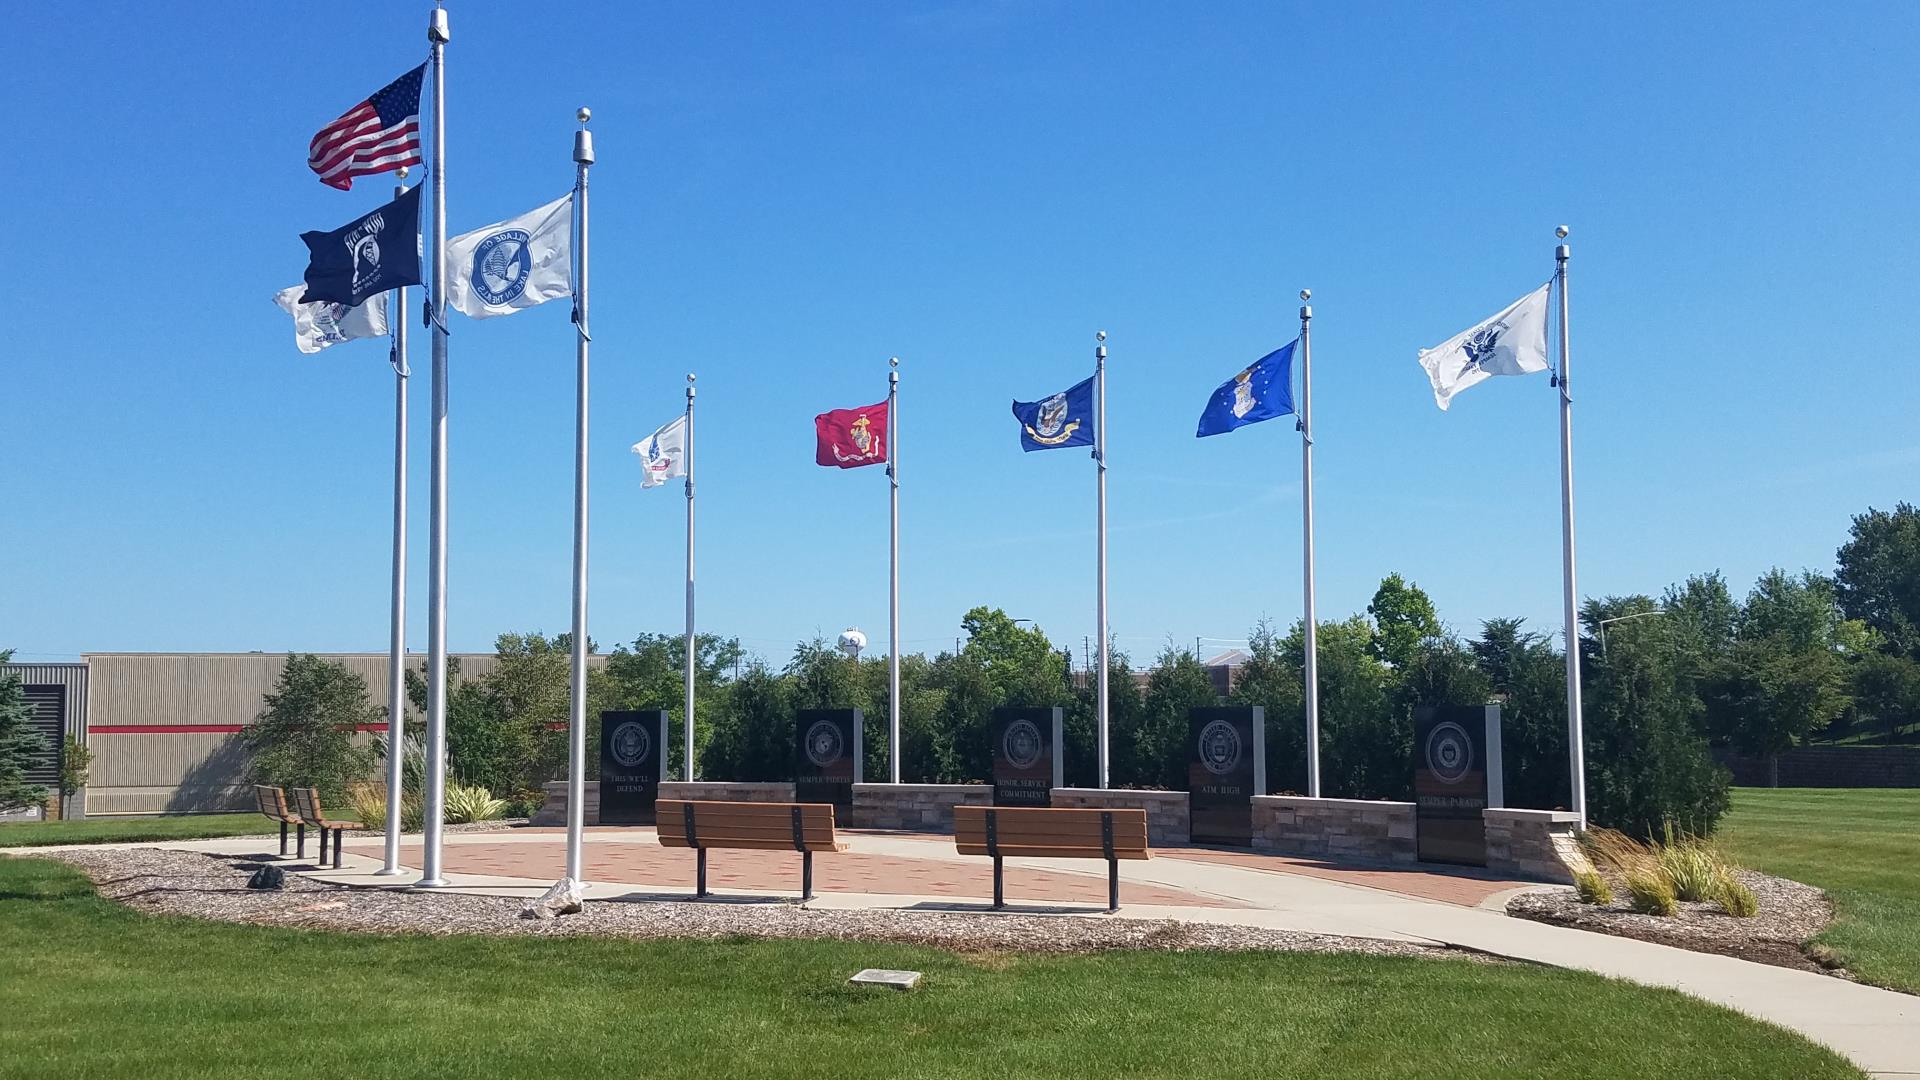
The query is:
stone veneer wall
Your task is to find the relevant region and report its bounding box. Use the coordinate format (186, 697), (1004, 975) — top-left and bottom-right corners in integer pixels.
(1049, 789), (1190, 846)
(850, 784), (991, 831)
(531, 780), (797, 827)
(1250, 796), (1417, 863)
(1483, 808), (1590, 883)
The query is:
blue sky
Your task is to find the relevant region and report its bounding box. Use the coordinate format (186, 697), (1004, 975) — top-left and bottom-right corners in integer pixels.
(3, 2), (1915, 665)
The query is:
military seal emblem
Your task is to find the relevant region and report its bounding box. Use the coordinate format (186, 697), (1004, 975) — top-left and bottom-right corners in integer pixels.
(610, 720), (651, 769)
(1024, 391), (1081, 445)
(1002, 718), (1044, 770)
(1198, 718), (1242, 776)
(1461, 321), (1508, 373)
(1424, 721), (1473, 784)
(804, 719), (845, 768)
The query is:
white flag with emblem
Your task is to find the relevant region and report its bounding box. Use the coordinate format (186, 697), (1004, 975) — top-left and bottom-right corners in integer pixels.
(445, 193), (573, 319)
(1417, 283), (1552, 410)
(632, 415), (688, 489)
(274, 286), (389, 354)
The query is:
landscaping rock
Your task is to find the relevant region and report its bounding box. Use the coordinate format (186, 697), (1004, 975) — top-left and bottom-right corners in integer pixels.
(245, 865), (286, 890)
(521, 877), (586, 920)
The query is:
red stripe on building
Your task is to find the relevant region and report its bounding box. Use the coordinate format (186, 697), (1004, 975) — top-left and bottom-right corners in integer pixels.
(91, 724), (395, 734)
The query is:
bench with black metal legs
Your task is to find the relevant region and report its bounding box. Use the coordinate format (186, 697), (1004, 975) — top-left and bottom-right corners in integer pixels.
(287, 787), (366, 870)
(253, 785), (305, 858)
(655, 799), (847, 902)
(953, 805), (1151, 912)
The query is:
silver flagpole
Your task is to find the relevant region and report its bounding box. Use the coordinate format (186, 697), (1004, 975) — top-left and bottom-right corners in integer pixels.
(377, 169), (413, 877)
(683, 373), (696, 782)
(1554, 226), (1588, 829)
(1298, 292), (1321, 799)
(418, 3), (451, 887)
(564, 109), (595, 886)
(1094, 331), (1110, 789)
(887, 357), (901, 784)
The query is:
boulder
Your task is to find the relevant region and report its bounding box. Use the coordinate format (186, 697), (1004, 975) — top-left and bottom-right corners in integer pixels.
(521, 877), (586, 919)
(246, 865), (286, 891)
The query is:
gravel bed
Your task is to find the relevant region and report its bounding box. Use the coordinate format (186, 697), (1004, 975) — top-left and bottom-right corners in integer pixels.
(34, 847), (1483, 961)
(1507, 869), (1841, 976)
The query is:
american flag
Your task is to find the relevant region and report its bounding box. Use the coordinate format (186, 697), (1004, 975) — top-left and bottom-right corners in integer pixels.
(308, 64), (425, 191)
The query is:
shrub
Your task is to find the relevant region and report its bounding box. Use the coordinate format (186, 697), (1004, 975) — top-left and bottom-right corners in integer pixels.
(243, 654), (379, 803)
(1574, 869), (1615, 906)
(1625, 868), (1678, 916)
(445, 783), (507, 824)
(1717, 877), (1759, 918)
(501, 789), (546, 819)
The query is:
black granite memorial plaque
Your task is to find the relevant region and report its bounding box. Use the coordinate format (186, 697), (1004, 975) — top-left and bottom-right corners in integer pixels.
(1413, 705), (1502, 866)
(598, 709), (668, 825)
(795, 708), (862, 814)
(1187, 706), (1266, 846)
(992, 706), (1064, 807)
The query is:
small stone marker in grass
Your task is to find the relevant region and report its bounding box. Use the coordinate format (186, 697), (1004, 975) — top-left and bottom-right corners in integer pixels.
(849, 968), (921, 991)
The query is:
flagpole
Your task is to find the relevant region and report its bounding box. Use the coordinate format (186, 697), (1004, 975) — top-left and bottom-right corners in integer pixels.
(377, 170), (412, 877)
(563, 109), (595, 887)
(1554, 226), (1588, 829)
(1094, 330), (1110, 790)
(1298, 292), (1321, 799)
(683, 373), (697, 782)
(418, 3), (451, 888)
(887, 357), (902, 784)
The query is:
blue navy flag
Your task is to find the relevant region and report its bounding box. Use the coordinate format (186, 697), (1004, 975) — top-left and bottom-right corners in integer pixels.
(298, 185), (423, 308)
(1011, 375), (1096, 451)
(1196, 340), (1297, 437)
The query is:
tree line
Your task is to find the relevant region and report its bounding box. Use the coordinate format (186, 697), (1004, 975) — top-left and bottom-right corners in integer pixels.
(238, 502), (1920, 836)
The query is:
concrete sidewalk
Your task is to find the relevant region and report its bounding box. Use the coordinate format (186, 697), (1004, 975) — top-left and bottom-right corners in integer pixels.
(19, 829), (1917, 1077)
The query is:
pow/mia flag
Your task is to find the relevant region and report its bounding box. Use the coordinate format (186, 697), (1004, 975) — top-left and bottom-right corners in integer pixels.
(445, 193), (573, 319)
(1417, 283), (1552, 411)
(298, 185), (423, 308)
(1197, 339), (1296, 437)
(1011, 375), (1095, 451)
(273, 286), (388, 355)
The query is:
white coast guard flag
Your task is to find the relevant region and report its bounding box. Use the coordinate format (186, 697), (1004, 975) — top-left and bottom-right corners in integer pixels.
(1418, 283), (1552, 410)
(273, 286), (389, 354)
(445, 193), (572, 319)
(632, 415), (688, 489)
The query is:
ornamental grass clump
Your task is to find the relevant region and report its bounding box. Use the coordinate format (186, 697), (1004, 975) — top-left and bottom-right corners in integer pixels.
(1625, 868), (1678, 916)
(1657, 826), (1727, 904)
(1716, 877), (1759, 918)
(348, 781), (425, 834)
(1574, 868), (1615, 906)
(444, 783), (507, 824)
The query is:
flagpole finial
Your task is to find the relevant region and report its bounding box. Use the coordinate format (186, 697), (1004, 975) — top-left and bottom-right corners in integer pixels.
(889, 355), (899, 367)
(577, 107), (592, 126)
(1299, 288), (1310, 302)
(1555, 224), (1570, 239)
(574, 108), (595, 166)
(428, 4), (449, 43)
(397, 165), (410, 180)
(687, 372), (696, 383)
(1095, 329), (1106, 343)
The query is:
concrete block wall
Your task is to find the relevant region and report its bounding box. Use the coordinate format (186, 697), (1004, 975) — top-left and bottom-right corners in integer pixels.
(1483, 808), (1590, 883)
(1250, 795), (1417, 863)
(850, 783), (990, 831)
(1050, 788), (1190, 846)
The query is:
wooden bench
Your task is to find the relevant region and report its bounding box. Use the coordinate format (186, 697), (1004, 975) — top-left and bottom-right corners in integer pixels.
(253, 785), (306, 858)
(287, 787), (366, 870)
(655, 799), (846, 901)
(954, 805), (1151, 912)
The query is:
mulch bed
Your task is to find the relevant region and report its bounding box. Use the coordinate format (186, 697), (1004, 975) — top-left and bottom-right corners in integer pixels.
(1506, 869), (1844, 977)
(31, 847), (1493, 962)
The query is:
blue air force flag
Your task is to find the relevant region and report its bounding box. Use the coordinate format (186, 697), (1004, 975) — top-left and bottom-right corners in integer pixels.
(273, 286), (388, 355)
(298, 185), (424, 308)
(632, 415), (688, 489)
(1418, 283), (1552, 410)
(1197, 340), (1297, 437)
(1011, 375), (1096, 451)
(445, 194), (573, 319)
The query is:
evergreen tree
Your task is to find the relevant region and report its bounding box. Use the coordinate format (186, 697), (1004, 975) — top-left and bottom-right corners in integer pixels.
(0, 651), (52, 813)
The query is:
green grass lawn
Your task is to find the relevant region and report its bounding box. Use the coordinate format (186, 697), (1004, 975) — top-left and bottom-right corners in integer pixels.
(0, 813), (271, 848)
(0, 857), (1861, 1080)
(1717, 787), (1920, 994)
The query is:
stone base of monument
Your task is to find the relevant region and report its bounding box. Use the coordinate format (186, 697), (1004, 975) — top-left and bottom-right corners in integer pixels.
(1251, 796), (1417, 863)
(850, 783), (991, 831)
(1048, 789), (1190, 846)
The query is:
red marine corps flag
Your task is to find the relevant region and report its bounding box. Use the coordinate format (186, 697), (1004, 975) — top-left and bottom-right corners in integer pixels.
(814, 401), (889, 468)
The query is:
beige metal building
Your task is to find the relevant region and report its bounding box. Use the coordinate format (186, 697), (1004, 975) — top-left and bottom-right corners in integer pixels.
(10, 652), (533, 816)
